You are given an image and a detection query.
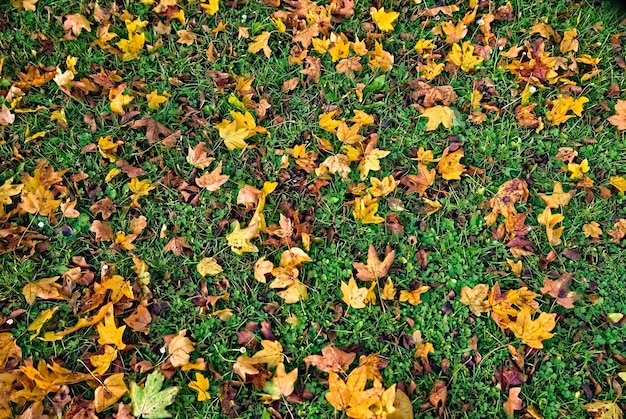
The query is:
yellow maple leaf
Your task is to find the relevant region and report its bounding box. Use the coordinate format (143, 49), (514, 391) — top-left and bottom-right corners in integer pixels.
(566, 158), (589, 180)
(328, 33), (351, 62)
(251, 340), (284, 367)
(28, 307), (58, 340)
(421, 106), (455, 131)
(368, 175), (398, 197)
(399, 285), (430, 305)
(538, 182), (575, 208)
(95, 373), (128, 412)
(215, 111), (267, 150)
(96, 305), (126, 350)
(380, 278), (396, 300)
(336, 121), (364, 145)
(197, 257), (223, 277)
(537, 207), (564, 246)
(583, 400), (623, 419)
(117, 31), (146, 61)
(22, 276), (67, 305)
(248, 31), (272, 58)
(610, 176), (626, 193)
(12, 0), (38, 11)
(319, 110), (341, 132)
(351, 36), (368, 56)
(414, 38), (435, 54)
(189, 373), (210, 401)
(559, 28), (579, 53)
(312, 37), (330, 54)
(368, 42), (394, 72)
(419, 59), (445, 80)
(358, 148), (390, 180)
(341, 277), (368, 309)
(109, 84), (134, 115)
(447, 41), (483, 72)
(127, 178), (155, 207)
(90, 345), (118, 375)
(146, 90), (168, 110)
(200, 0), (219, 14)
(353, 194), (384, 224)
(583, 221), (602, 239)
(262, 363), (298, 402)
(547, 95), (588, 125)
(507, 308), (556, 349)
(226, 221), (259, 254)
(0, 177), (23, 217)
(437, 146), (466, 180)
(370, 7), (399, 32)
(460, 284), (490, 316)
(277, 279), (308, 304)
(98, 136), (122, 162)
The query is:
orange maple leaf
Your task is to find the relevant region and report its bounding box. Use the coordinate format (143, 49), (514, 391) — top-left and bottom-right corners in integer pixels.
(608, 99), (626, 130)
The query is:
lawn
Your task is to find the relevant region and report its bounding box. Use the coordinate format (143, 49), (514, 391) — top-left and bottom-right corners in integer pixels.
(0, 0), (625, 418)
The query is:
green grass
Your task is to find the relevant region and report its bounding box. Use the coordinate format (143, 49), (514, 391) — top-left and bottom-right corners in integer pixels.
(1, 0), (626, 417)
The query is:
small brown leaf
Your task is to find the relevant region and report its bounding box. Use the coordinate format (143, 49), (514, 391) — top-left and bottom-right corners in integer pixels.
(163, 237), (190, 256)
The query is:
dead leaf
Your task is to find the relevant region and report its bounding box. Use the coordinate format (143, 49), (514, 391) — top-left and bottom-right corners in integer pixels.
(352, 245), (394, 281)
(304, 345), (356, 372)
(168, 329), (195, 367)
(503, 387), (523, 417)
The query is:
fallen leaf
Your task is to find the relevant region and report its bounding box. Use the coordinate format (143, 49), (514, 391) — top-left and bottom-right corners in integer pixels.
(352, 245), (394, 282)
(608, 99), (626, 130)
(399, 286), (430, 305)
(538, 182), (575, 208)
(460, 284), (490, 316)
(428, 380), (447, 416)
(262, 362), (297, 400)
(251, 340), (283, 367)
(304, 345), (356, 372)
(64, 14), (92, 37)
(129, 370), (179, 418)
(610, 176), (626, 193)
(188, 373), (210, 401)
(503, 387), (523, 417)
(353, 194), (384, 224)
(370, 7), (399, 32)
(583, 221), (602, 238)
(163, 236), (190, 257)
(23, 276), (67, 305)
(540, 273), (579, 308)
(97, 305), (126, 350)
(146, 90), (168, 110)
(583, 400), (623, 419)
(341, 277), (368, 309)
(248, 31), (272, 58)
(197, 257), (223, 277)
(437, 146), (466, 180)
(95, 373), (128, 413)
(0, 104), (15, 126)
(507, 309), (556, 349)
(28, 307), (58, 340)
(559, 28), (578, 53)
(421, 106), (455, 131)
(90, 345), (118, 375)
(168, 330), (194, 368)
